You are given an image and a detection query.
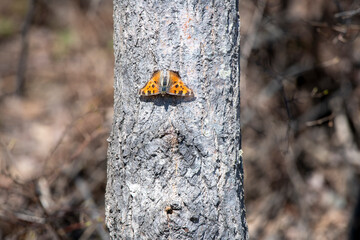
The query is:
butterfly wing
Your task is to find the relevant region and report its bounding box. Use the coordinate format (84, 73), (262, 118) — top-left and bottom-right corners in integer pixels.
(167, 71), (194, 96)
(139, 71), (161, 96)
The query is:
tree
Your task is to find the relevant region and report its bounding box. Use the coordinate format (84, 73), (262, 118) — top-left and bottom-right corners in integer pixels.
(105, 0), (248, 239)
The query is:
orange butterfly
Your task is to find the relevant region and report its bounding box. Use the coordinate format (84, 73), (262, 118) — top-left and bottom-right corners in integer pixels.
(139, 70), (194, 97)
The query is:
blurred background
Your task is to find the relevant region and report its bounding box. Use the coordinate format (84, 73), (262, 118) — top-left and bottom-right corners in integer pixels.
(0, 0), (359, 239)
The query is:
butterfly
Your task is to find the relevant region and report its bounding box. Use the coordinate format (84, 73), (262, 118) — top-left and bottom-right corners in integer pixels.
(139, 70), (194, 97)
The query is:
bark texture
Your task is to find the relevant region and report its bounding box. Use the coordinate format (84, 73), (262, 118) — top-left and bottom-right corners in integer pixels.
(106, 0), (247, 239)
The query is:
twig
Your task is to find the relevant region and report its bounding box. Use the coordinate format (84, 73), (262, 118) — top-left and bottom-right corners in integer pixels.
(13, 212), (46, 224)
(42, 123), (72, 171)
(258, 57), (339, 105)
(0, 138), (23, 185)
(70, 127), (107, 161)
(37, 178), (56, 214)
(284, 147), (311, 240)
(335, 8), (360, 19)
(16, 0), (36, 95)
(306, 114), (335, 127)
(76, 178), (109, 240)
(42, 109), (104, 172)
(240, 0), (267, 79)
(45, 224), (61, 240)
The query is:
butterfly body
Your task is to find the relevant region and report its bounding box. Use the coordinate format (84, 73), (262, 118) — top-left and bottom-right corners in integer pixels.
(139, 70), (194, 97)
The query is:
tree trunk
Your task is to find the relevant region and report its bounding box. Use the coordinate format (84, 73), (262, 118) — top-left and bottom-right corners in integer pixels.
(106, 0), (247, 239)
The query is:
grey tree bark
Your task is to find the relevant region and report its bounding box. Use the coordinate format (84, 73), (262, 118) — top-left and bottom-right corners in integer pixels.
(106, 0), (247, 239)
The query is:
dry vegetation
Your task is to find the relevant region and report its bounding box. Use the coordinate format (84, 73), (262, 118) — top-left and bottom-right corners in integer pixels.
(0, 0), (113, 239)
(0, 0), (359, 239)
(241, 0), (360, 239)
